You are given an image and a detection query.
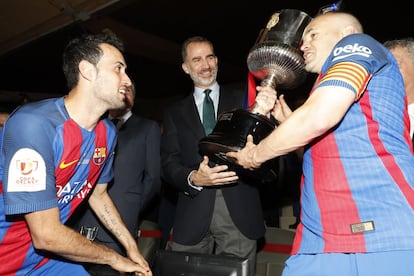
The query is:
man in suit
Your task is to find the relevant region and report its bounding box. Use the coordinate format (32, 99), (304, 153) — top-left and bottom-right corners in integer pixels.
(72, 82), (161, 275)
(161, 36), (276, 276)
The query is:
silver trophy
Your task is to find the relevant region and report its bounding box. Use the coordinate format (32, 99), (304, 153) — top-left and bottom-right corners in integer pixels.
(199, 9), (312, 182)
(247, 9), (311, 90)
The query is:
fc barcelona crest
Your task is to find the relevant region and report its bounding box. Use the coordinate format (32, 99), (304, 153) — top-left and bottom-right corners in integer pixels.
(93, 147), (106, 165)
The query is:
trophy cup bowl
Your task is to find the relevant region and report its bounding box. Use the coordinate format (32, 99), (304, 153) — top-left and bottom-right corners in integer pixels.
(199, 9), (312, 182)
(247, 42), (307, 90)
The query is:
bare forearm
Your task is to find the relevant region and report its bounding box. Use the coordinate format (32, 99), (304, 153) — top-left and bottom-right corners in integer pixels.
(51, 225), (121, 264)
(33, 223), (149, 274)
(252, 107), (326, 165)
(87, 187), (150, 272)
(88, 191), (139, 253)
(26, 210), (123, 266)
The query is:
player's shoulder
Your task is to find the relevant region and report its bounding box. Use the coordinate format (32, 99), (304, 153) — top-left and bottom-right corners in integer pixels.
(334, 33), (384, 57)
(8, 97), (62, 124)
(330, 33), (388, 68)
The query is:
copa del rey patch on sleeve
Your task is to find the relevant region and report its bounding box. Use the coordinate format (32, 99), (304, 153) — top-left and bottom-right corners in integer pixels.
(7, 148), (46, 192)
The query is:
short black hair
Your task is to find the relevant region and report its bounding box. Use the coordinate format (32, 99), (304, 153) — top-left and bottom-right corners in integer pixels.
(181, 36), (214, 62)
(62, 32), (125, 90)
(384, 37), (414, 65)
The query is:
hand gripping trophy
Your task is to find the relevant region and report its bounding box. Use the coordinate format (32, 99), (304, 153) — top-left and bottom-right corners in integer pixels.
(199, 9), (312, 182)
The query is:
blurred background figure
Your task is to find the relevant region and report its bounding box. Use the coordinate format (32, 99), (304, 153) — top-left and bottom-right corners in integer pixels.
(384, 37), (414, 140)
(0, 111), (9, 131)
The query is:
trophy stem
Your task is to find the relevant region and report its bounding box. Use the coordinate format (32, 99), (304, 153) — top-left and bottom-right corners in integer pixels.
(249, 70), (277, 114)
(260, 69), (278, 89)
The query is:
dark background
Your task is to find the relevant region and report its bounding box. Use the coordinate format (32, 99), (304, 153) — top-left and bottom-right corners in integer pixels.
(0, 0), (411, 122)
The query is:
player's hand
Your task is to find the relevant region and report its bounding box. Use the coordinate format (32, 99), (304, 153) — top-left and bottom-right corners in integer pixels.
(226, 135), (261, 170)
(272, 94), (292, 123)
(252, 86), (277, 115)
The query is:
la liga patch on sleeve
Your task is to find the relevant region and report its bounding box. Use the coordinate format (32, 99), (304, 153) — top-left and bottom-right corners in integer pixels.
(7, 148), (46, 192)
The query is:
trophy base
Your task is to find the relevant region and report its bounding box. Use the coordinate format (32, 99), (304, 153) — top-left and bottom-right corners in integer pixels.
(199, 109), (279, 183)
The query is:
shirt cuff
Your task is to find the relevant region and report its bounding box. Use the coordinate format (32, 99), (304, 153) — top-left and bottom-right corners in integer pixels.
(188, 170), (203, 191)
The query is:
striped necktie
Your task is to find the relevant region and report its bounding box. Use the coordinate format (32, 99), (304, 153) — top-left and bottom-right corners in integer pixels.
(202, 89), (216, 135)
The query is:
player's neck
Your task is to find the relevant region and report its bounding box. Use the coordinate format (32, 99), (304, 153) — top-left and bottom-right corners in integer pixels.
(64, 89), (103, 131)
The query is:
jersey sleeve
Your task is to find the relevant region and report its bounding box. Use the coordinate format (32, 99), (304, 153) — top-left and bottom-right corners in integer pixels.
(2, 110), (58, 215)
(318, 34), (390, 100)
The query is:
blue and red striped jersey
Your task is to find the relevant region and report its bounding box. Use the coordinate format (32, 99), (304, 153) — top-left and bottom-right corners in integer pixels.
(293, 34), (414, 254)
(0, 97), (116, 274)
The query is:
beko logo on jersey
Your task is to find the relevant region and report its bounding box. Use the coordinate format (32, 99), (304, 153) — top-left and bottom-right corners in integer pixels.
(332, 43), (372, 61)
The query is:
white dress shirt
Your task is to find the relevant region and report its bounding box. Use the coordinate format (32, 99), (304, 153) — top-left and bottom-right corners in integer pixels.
(408, 103), (414, 138)
(193, 83), (220, 121)
(109, 110), (132, 129)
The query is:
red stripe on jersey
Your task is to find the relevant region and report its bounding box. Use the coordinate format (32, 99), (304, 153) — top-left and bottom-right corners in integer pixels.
(34, 257), (50, 270)
(55, 120), (110, 217)
(361, 92), (414, 210)
(55, 120), (83, 216)
(55, 120), (82, 186)
(70, 121), (110, 216)
(312, 131), (366, 252)
(0, 220), (32, 274)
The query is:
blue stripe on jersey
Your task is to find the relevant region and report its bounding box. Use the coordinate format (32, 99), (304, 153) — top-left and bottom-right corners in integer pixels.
(0, 97), (116, 274)
(293, 34), (414, 254)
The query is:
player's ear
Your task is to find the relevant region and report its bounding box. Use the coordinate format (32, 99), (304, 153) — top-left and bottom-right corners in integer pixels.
(182, 63), (190, 74)
(341, 25), (356, 37)
(79, 60), (96, 81)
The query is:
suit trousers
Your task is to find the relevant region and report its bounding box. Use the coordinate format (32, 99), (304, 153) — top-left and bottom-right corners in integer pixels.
(170, 189), (257, 275)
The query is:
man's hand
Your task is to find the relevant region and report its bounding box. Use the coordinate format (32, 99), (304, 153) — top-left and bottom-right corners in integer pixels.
(252, 86), (277, 115)
(190, 156), (239, 186)
(226, 135), (261, 170)
(126, 249), (151, 275)
(108, 253), (152, 276)
(272, 94), (292, 123)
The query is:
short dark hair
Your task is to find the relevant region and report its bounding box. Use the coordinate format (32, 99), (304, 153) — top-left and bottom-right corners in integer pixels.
(181, 36), (214, 62)
(62, 32), (125, 90)
(384, 37), (414, 65)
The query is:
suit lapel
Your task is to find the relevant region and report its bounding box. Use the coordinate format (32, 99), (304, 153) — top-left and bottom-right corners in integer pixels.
(181, 94), (205, 139)
(218, 87), (231, 114)
(180, 86), (244, 140)
(218, 86), (245, 114)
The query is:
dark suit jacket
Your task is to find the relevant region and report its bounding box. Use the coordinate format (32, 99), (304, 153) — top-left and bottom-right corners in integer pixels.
(73, 114), (161, 255)
(161, 85), (265, 245)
